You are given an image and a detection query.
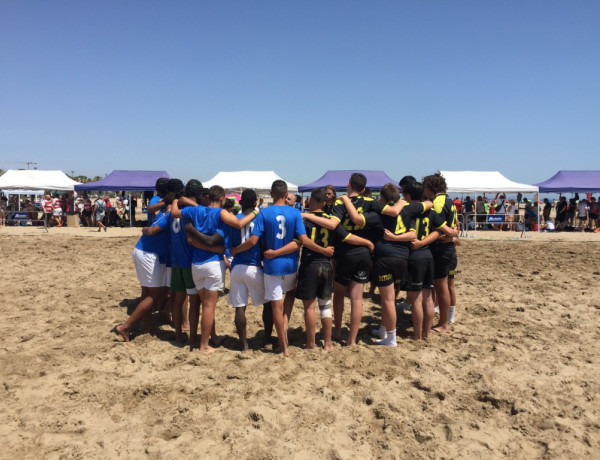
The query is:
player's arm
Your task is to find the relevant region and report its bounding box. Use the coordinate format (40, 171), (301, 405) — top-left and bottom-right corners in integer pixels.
(220, 208), (257, 229)
(339, 195), (364, 226)
(302, 212), (339, 230)
(142, 225), (164, 237)
(230, 235), (259, 256)
(170, 197), (184, 218)
(381, 199), (407, 217)
(263, 240), (302, 259)
(411, 229), (442, 249)
(178, 196), (197, 208)
(184, 222), (224, 247)
(437, 223), (459, 238)
(343, 233), (375, 253)
(187, 238), (226, 254)
(383, 229), (416, 242)
(297, 234), (335, 257)
(147, 199), (164, 216)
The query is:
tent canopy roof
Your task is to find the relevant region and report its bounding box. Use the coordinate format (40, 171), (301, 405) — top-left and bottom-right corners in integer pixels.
(440, 171), (538, 195)
(298, 170), (397, 192)
(0, 169), (80, 191)
(203, 171), (298, 193)
(74, 170), (171, 192)
(534, 170), (600, 193)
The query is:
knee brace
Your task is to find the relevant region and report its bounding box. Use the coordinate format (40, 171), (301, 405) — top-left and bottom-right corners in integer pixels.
(318, 298), (332, 319)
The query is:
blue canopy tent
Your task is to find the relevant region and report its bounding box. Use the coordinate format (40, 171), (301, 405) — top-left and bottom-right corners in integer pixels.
(298, 170), (398, 192)
(75, 170), (171, 226)
(74, 170), (171, 192)
(534, 170), (600, 193)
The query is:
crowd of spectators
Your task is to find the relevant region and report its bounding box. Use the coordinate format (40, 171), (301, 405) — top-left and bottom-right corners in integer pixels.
(453, 192), (599, 232)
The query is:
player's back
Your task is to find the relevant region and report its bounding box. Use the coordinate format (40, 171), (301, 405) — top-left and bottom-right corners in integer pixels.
(254, 205), (305, 275)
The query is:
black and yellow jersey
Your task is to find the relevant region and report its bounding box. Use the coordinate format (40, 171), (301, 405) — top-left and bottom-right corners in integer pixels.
(331, 195), (383, 256)
(431, 193), (457, 247)
(410, 207), (444, 255)
(374, 201), (419, 259)
(301, 211), (347, 264)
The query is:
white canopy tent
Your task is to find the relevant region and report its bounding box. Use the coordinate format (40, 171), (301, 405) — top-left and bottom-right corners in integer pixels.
(439, 171), (539, 235)
(0, 170), (80, 231)
(202, 171), (298, 194)
(440, 171), (538, 194)
(0, 169), (80, 191)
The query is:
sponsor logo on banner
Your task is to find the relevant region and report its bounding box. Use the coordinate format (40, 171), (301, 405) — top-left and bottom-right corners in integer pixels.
(487, 215), (505, 223)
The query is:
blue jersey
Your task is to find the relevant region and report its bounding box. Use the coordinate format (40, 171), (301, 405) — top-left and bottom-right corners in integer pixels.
(223, 214), (262, 269)
(147, 195), (162, 224)
(181, 205), (225, 265)
(251, 205), (306, 276)
(169, 214), (193, 269)
(135, 210), (170, 263)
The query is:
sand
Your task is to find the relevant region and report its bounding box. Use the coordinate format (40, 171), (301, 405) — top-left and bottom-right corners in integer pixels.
(1, 226), (599, 459)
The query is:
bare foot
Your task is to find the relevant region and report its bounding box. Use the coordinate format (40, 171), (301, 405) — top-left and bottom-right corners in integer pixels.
(432, 324), (450, 333)
(323, 343), (333, 351)
(103, 226), (107, 232)
(181, 323), (190, 332)
(240, 341), (249, 352)
(345, 340), (358, 347)
(198, 345), (216, 354)
(114, 324), (130, 342)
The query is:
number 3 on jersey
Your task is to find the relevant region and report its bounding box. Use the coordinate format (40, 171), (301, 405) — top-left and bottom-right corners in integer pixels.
(276, 215), (286, 239)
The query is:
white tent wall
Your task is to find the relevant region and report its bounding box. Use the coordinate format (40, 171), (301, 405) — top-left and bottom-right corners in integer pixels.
(0, 169), (80, 191)
(202, 171), (298, 194)
(440, 171), (540, 234)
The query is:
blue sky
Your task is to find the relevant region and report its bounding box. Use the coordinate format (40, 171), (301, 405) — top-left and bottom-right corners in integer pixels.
(1, 1), (598, 187)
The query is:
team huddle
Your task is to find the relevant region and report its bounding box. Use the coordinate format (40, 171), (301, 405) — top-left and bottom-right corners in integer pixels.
(114, 172), (459, 356)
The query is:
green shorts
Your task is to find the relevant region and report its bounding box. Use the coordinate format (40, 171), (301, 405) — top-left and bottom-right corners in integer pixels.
(170, 266), (196, 292)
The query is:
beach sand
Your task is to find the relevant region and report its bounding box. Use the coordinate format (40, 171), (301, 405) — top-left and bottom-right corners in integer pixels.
(1, 226), (599, 458)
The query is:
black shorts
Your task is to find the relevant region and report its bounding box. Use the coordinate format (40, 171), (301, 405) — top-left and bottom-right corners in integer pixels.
(448, 252), (458, 279)
(296, 261), (333, 301)
(82, 210), (92, 217)
(405, 253), (434, 292)
(589, 213), (598, 220)
(373, 256), (407, 287)
(334, 250), (371, 286)
(430, 243), (456, 279)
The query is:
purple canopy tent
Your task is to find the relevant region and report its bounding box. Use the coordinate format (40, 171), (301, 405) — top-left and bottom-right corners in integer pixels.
(74, 170), (171, 192)
(74, 170), (171, 226)
(298, 170), (398, 192)
(535, 170), (600, 193)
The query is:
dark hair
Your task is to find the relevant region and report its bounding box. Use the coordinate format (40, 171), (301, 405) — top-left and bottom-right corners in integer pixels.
(403, 181), (424, 201)
(380, 183), (400, 203)
(209, 185), (225, 202)
(240, 189), (257, 212)
(422, 172), (447, 194)
(163, 193), (175, 206)
(155, 177), (170, 196)
(185, 179), (203, 201)
(362, 187), (372, 198)
(399, 175), (416, 189)
(311, 188), (326, 204)
(349, 173), (367, 193)
(167, 179), (185, 198)
(271, 180), (288, 200)
(223, 198), (235, 212)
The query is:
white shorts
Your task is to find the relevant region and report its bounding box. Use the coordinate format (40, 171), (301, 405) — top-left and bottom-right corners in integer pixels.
(192, 260), (223, 292)
(228, 264), (266, 308)
(264, 273), (297, 302)
(53, 209), (62, 217)
(132, 247), (166, 288)
(164, 267), (172, 287)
